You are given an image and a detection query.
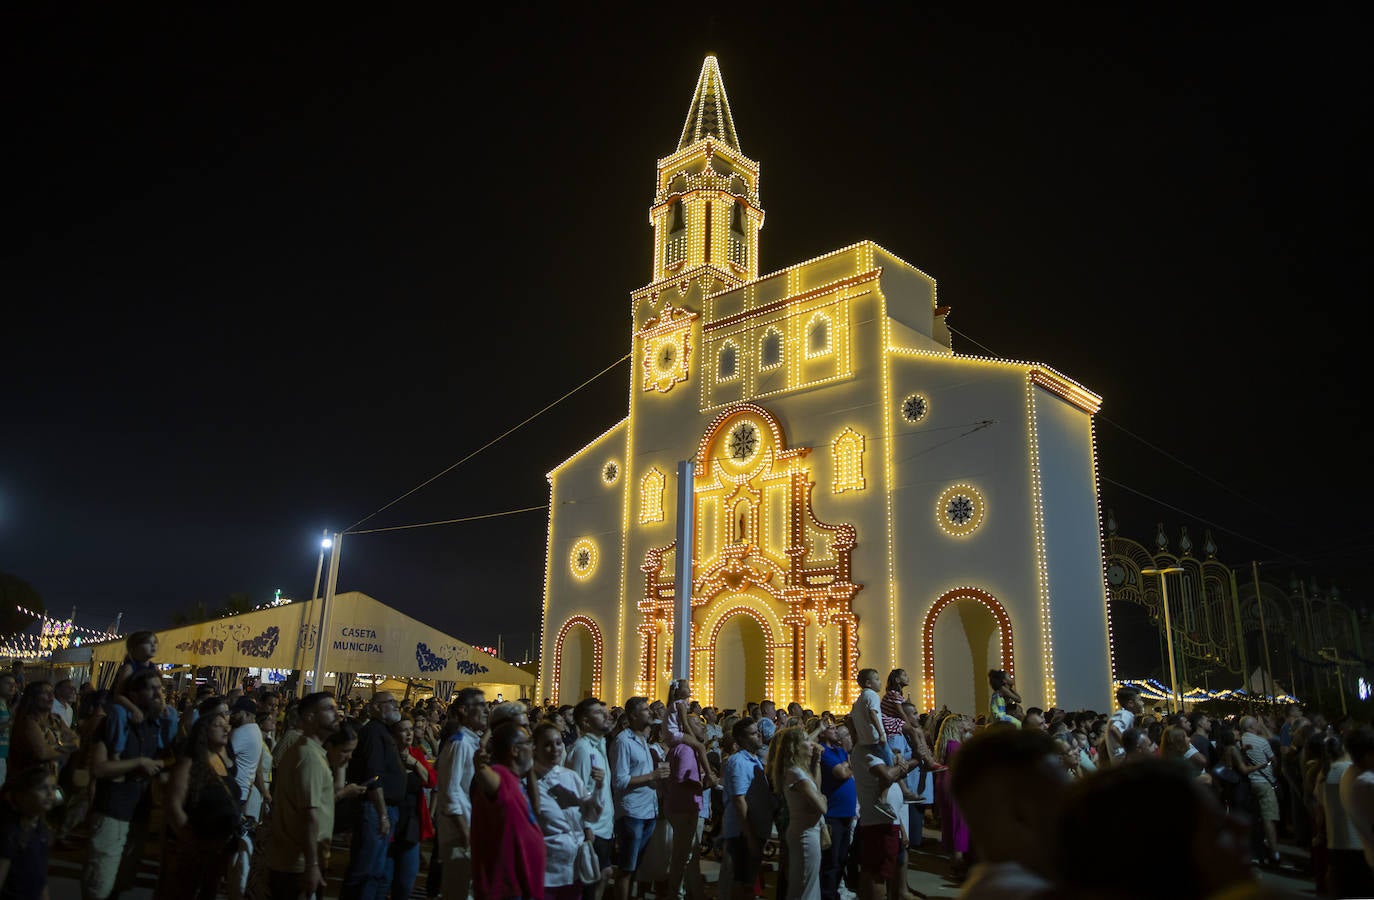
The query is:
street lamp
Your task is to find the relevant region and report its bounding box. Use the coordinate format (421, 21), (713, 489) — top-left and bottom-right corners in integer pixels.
(300, 530), (338, 698)
(1142, 566), (1185, 713)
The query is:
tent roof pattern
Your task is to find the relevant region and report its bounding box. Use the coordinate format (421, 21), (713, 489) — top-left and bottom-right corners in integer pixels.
(87, 592), (533, 686)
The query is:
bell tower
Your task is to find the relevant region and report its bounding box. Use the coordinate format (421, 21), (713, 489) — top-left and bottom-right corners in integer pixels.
(650, 56), (764, 285)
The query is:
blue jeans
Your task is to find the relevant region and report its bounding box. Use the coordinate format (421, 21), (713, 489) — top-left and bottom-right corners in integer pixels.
(386, 839), (420, 900)
(342, 804), (401, 900)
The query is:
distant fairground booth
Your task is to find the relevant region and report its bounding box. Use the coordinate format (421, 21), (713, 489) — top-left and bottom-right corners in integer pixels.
(539, 57), (1114, 714)
(1104, 514), (1367, 710)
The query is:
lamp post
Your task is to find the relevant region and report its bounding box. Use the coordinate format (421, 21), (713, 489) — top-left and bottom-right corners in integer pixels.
(1142, 566), (1185, 713)
(310, 530), (332, 605)
(299, 532), (339, 698)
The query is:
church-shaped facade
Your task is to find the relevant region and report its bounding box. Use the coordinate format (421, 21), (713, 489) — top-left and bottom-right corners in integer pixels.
(539, 57), (1113, 715)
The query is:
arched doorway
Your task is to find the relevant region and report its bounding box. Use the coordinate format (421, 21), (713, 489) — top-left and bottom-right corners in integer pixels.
(552, 616), (603, 705)
(712, 612), (768, 711)
(921, 588), (1014, 715)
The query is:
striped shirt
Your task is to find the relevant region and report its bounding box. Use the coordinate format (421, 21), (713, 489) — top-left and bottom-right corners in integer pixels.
(880, 690), (908, 736)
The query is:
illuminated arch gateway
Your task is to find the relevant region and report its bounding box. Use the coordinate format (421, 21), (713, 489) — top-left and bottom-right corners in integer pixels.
(550, 615), (604, 705)
(539, 56), (1112, 713)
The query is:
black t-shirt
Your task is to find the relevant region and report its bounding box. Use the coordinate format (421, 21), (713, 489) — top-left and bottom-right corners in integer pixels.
(0, 805), (49, 900)
(1190, 732), (1215, 768)
(344, 719), (406, 807)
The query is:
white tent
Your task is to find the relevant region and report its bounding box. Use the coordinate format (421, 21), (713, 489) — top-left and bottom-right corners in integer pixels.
(87, 591), (533, 698)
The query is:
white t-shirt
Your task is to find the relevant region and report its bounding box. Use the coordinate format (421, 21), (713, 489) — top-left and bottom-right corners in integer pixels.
(1323, 760), (1359, 852)
(851, 752), (903, 831)
(1108, 709), (1134, 758)
(851, 689), (883, 746)
(1241, 732), (1276, 786)
(229, 722), (263, 803)
(1339, 764), (1374, 868)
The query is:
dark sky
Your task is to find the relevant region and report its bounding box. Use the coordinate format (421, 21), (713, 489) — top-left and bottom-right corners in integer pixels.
(4, 8), (1368, 663)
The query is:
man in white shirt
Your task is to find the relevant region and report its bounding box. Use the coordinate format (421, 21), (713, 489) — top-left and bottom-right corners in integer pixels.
(228, 697), (265, 812)
(950, 727), (1067, 899)
(1105, 686), (1142, 759)
(566, 697), (614, 900)
(435, 687), (487, 900)
(1340, 726), (1374, 877)
(53, 678), (77, 728)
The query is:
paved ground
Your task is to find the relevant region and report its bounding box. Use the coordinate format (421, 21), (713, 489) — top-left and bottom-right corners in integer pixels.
(48, 816), (1318, 900)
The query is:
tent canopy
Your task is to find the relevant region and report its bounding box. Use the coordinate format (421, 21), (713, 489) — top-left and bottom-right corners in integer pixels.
(87, 592), (533, 686)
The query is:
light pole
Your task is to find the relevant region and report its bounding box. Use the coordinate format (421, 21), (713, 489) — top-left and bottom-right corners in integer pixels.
(310, 530), (332, 604)
(1142, 566), (1185, 713)
(312, 532), (342, 698)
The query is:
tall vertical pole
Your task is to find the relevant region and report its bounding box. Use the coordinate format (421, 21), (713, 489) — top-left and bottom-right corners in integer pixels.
(1228, 571), (1252, 712)
(672, 460), (696, 687)
(313, 532), (342, 696)
(1252, 561), (1274, 700)
(1157, 573), (1183, 714)
(310, 529), (329, 603)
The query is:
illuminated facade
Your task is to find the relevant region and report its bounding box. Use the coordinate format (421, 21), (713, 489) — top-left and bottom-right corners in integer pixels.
(540, 57), (1113, 715)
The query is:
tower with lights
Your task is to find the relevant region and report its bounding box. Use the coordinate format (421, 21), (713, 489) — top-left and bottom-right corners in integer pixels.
(540, 56), (1113, 715)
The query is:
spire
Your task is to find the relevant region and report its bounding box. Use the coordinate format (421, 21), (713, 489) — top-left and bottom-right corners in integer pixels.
(678, 55), (741, 152)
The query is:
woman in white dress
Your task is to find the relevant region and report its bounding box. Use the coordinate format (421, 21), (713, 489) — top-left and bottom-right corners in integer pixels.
(531, 720), (602, 900)
(769, 725), (827, 900)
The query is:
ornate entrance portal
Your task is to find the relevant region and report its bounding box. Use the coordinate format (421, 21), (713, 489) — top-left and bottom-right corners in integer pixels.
(638, 404), (862, 706)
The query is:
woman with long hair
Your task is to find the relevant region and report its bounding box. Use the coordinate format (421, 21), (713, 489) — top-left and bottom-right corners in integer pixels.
(471, 722), (544, 900)
(932, 714), (972, 881)
(1160, 724), (1207, 779)
(388, 716), (437, 900)
(6, 680), (78, 785)
(768, 725), (826, 900)
(156, 711), (243, 900)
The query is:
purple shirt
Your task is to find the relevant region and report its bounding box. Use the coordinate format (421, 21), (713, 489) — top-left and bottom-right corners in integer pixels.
(664, 742), (703, 815)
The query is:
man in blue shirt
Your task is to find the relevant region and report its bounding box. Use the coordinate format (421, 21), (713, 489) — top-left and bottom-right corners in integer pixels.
(612, 697), (668, 900)
(818, 723), (857, 900)
(722, 719), (774, 900)
(756, 700), (777, 745)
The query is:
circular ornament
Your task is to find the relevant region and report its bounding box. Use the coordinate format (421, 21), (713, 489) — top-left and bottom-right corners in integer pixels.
(901, 393), (929, 424)
(936, 483), (986, 537)
(1106, 563), (1128, 587)
(569, 538), (598, 580)
(726, 420), (761, 465)
(602, 460), (620, 485)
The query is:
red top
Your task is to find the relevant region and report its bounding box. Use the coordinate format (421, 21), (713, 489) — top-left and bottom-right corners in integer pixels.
(407, 745), (437, 841)
(472, 763), (545, 900)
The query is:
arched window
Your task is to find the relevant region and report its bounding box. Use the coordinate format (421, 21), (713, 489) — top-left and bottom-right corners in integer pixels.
(760, 328), (783, 370)
(639, 468), (665, 524)
(807, 313), (832, 358)
(832, 427), (866, 493)
(664, 200), (686, 268)
(718, 342), (739, 380)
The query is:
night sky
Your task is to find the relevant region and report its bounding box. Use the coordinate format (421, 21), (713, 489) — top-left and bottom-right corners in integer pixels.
(5, 8), (1368, 673)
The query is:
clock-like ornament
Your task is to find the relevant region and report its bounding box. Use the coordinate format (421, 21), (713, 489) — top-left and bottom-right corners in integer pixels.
(901, 393), (929, 424)
(638, 303), (697, 394)
(1106, 563), (1127, 587)
(727, 421), (760, 463)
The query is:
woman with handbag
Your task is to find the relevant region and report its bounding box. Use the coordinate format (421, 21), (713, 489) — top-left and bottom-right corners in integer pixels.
(531, 721), (600, 900)
(155, 711), (244, 900)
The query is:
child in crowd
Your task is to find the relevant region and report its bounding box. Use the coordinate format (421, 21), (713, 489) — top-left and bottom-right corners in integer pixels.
(664, 678), (717, 785)
(111, 631), (159, 723)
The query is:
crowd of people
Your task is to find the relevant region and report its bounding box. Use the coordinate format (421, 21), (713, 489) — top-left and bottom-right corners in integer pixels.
(5, 632), (1374, 900)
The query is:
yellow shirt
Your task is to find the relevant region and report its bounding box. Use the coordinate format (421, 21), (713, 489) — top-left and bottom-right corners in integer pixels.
(266, 736), (334, 873)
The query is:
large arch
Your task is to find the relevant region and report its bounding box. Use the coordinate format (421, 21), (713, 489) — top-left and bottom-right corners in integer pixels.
(920, 588), (1014, 712)
(697, 594), (782, 708)
(550, 615), (605, 705)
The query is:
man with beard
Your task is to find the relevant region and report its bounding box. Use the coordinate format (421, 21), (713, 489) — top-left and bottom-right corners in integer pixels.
(266, 691), (343, 900)
(82, 668), (172, 900)
(342, 692), (407, 900)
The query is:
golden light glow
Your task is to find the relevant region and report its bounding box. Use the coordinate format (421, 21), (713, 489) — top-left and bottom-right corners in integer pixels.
(806, 311), (833, 358)
(936, 483), (986, 537)
(550, 615), (605, 705)
(1026, 378), (1057, 706)
(601, 459), (620, 486)
(831, 427), (866, 493)
(900, 393), (929, 424)
(639, 467), (666, 524)
(921, 587), (1015, 710)
(570, 538), (598, 580)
